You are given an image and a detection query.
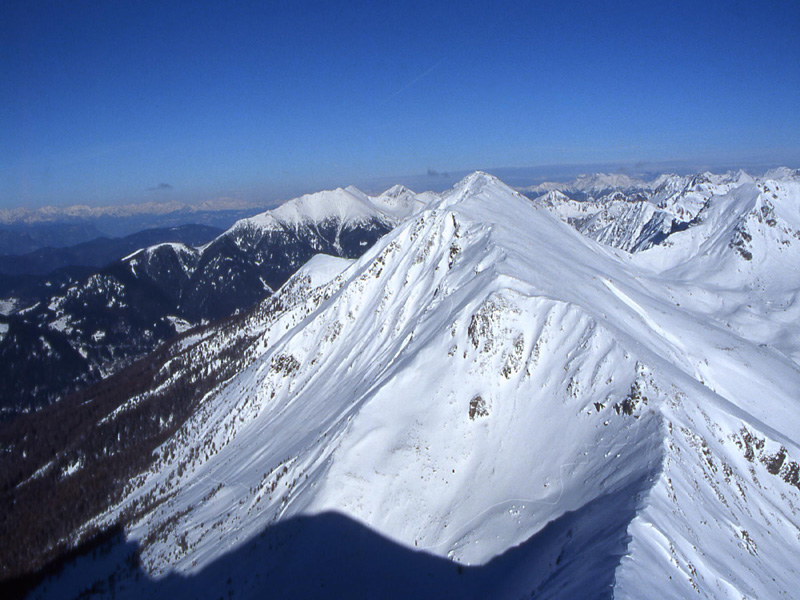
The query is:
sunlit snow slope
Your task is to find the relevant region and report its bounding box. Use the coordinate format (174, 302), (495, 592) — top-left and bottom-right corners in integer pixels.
(33, 172), (800, 599)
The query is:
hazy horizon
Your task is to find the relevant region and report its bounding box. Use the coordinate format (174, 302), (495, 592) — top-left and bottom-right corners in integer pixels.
(3, 1), (799, 209)
(2, 158), (797, 214)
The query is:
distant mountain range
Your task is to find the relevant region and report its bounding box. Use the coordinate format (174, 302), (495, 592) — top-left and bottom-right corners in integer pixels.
(0, 199), (281, 254)
(526, 170), (761, 252)
(517, 166), (800, 199)
(0, 197), (277, 226)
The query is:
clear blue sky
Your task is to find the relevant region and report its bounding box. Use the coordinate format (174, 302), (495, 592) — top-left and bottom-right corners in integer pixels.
(2, 0), (799, 208)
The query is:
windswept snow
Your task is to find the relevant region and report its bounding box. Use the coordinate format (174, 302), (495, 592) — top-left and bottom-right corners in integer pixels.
(30, 169), (800, 599)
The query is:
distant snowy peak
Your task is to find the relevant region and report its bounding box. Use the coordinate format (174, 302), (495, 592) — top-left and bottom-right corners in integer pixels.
(237, 187), (377, 232)
(443, 170), (521, 206)
(520, 172), (648, 197)
(517, 180), (566, 194)
(653, 170), (766, 224)
(373, 184), (432, 219)
(631, 180), (800, 296)
(521, 167), (799, 209)
(231, 184), (430, 236)
(530, 187), (671, 252)
(763, 166), (800, 182)
(121, 182), (431, 284)
(377, 184), (414, 203)
(535, 189), (573, 206)
(455, 170), (506, 190)
(526, 167), (800, 256)
(103, 183), (415, 325)
(572, 172), (649, 193)
(116, 182), (433, 290)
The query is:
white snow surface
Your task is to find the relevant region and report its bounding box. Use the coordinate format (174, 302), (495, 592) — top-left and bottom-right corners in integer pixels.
(232, 184), (428, 234)
(291, 253), (354, 288)
(0, 298), (20, 316)
(165, 316), (193, 335)
(39, 171), (800, 599)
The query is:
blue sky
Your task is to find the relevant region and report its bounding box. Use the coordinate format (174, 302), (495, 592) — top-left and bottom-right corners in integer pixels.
(2, 0), (799, 208)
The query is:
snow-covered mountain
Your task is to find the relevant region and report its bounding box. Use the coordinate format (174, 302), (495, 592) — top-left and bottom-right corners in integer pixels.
(519, 172), (649, 198)
(122, 184), (423, 321)
(530, 189), (669, 252)
(0, 185), (428, 413)
(527, 169), (790, 254)
(8, 170), (800, 599)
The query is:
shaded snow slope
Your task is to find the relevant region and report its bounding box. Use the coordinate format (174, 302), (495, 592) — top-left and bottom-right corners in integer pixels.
(31, 172), (800, 599)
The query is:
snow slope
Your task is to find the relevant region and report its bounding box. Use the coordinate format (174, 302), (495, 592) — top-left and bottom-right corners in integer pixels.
(31, 172), (800, 599)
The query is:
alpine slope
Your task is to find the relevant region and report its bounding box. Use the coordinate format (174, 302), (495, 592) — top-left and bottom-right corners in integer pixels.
(30, 170), (800, 599)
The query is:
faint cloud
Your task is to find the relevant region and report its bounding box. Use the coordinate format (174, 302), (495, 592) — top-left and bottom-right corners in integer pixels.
(147, 183), (173, 191)
(427, 168), (450, 178)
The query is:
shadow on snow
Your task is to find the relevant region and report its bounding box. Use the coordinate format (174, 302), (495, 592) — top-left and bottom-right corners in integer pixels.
(21, 477), (648, 600)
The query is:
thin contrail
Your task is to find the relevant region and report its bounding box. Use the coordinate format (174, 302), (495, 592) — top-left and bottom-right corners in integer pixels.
(381, 58), (447, 105)
(379, 3), (520, 106)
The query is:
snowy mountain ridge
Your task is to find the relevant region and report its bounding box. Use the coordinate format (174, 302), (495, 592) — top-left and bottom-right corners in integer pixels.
(526, 168), (800, 254)
(18, 170), (800, 599)
(518, 168), (768, 199)
(519, 172), (649, 196)
(128, 184), (429, 263)
(230, 185), (421, 233)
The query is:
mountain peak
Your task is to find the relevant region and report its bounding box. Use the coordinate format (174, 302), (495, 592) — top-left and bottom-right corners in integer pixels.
(763, 166), (800, 182)
(450, 171), (507, 195)
(572, 172), (647, 191)
(460, 170), (499, 185)
(380, 184), (413, 198)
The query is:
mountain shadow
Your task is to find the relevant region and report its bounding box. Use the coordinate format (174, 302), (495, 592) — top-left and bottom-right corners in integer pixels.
(21, 477), (647, 600)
